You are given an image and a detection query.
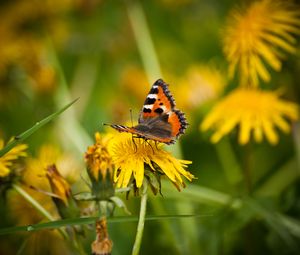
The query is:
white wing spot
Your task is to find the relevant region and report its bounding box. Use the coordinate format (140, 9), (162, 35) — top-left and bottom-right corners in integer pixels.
(147, 94), (157, 99)
(144, 105), (153, 109)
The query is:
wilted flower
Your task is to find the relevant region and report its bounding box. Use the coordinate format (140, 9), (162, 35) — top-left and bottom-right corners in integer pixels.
(46, 164), (80, 224)
(201, 88), (299, 145)
(223, 0), (300, 86)
(46, 164), (72, 206)
(91, 218), (113, 255)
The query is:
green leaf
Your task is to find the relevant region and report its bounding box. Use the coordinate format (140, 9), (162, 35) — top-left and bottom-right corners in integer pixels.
(215, 137), (243, 185)
(0, 214), (210, 235)
(0, 98), (79, 157)
(254, 158), (300, 197)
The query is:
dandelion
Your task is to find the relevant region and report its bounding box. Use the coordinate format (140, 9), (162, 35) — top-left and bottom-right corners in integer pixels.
(0, 139), (27, 177)
(201, 88), (299, 145)
(175, 64), (227, 110)
(85, 132), (115, 201)
(8, 144), (79, 225)
(85, 132), (113, 182)
(108, 132), (194, 190)
(223, 0), (300, 86)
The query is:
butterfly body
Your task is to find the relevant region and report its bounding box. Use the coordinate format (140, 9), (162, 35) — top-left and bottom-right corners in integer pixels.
(109, 79), (187, 144)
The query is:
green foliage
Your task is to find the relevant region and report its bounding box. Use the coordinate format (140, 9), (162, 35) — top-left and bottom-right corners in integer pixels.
(0, 0), (300, 255)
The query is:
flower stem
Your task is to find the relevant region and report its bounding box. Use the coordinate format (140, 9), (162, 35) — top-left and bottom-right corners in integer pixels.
(13, 184), (55, 221)
(132, 181), (148, 255)
(126, 0), (162, 83)
(243, 142), (253, 193)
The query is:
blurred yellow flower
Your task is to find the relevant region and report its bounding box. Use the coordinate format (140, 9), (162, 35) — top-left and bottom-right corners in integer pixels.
(0, 0), (73, 93)
(175, 65), (227, 110)
(8, 144), (79, 225)
(85, 132), (113, 181)
(0, 139), (27, 177)
(223, 0), (300, 86)
(108, 133), (194, 189)
(121, 65), (149, 103)
(201, 88), (299, 145)
(25, 144), (80, 184)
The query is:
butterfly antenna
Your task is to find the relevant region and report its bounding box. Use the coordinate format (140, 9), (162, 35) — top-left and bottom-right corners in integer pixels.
(129, 109), (134, 127)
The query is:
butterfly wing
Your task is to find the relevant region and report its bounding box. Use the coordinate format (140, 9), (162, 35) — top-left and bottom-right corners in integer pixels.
(108, 79), (187, 144)
(136, 79), (188, 143)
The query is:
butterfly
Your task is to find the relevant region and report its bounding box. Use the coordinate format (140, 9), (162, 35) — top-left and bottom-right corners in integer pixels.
(108, 79), (187, 144)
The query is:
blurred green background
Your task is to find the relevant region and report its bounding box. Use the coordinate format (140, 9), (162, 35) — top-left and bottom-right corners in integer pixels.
(0, 0), (300, 254)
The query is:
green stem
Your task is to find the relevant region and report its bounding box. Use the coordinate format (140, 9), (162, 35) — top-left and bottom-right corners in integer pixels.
(243, 143), (252, 193)
(126, 0), (162, 83)
(12, 184), (69, 239)
(132, 181), (148, 255)
(215, 137), (243, 185)
(13, 184), (55, 221)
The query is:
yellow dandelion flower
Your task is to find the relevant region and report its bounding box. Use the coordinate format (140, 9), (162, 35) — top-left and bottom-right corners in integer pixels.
(223, 0), (300, 86)
(8, 144), (80, 225)
(0, 139), (27, 177)
(85, 132), (114, 181)
(108, 133), (195, 189)
(175, 64), (227, 110)
(23, 144), (79, 184)
(201, 88), (299, 145)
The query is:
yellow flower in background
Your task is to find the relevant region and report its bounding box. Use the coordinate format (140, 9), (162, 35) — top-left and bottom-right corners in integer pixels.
(8, 144), (79, 225)
(201, 88), (299, 145)
(85, 133), (113, 181)
(23, 144), (80, 184)
(175, 65), (227, 110)
(121, 65), (149, 103)
(0, 139), (27, 177)
(108, 133), (194, 189)
(0, 0), (73, 94)
(223, 0), (300, 86)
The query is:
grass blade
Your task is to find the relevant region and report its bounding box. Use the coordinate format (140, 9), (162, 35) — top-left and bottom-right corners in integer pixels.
(0, 98), (79, 157)
(0, 214), (210, 235)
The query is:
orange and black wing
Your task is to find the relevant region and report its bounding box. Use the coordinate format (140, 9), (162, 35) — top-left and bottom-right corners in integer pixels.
(138, 79), (188, 142)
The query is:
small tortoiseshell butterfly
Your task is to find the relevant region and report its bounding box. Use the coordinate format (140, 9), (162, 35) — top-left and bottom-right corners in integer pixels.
(108, 79), (187, 144)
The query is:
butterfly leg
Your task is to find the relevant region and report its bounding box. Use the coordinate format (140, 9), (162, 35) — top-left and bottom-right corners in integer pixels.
(131, 134), (138, 153)
(144, 139), (154, 154)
